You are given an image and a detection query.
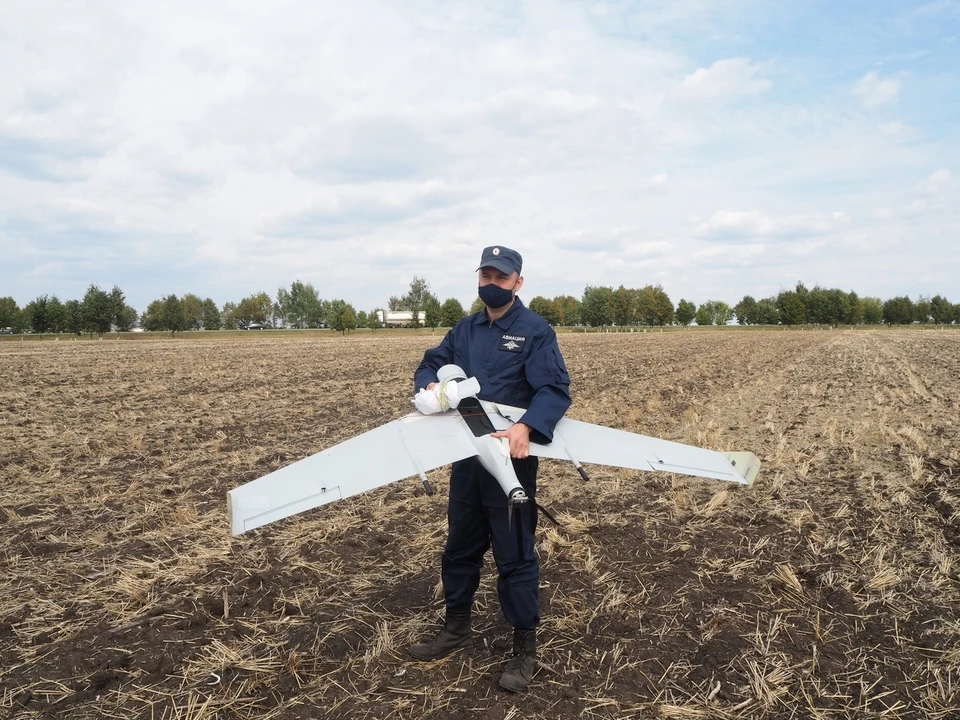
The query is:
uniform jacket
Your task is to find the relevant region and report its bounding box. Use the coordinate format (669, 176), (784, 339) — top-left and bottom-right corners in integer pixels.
(415, 298), (571, 443)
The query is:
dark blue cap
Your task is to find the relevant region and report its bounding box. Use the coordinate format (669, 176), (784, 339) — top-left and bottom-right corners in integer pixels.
(477, 246), (522, 275)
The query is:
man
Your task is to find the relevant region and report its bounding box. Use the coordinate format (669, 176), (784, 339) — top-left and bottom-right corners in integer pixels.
(408, 246), (571, 693)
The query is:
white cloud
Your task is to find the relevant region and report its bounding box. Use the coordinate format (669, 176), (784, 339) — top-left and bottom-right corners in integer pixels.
(853, 71), (902, 107)
(695, 210), (849, 240)
(256, 179), (464, 239)
(917, 169), (951, 194)
(1, 1), (957, 310)
(672, 58), (772, 101)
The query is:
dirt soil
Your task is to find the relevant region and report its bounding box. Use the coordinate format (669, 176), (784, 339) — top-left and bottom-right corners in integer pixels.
(1, 329), (958, 719)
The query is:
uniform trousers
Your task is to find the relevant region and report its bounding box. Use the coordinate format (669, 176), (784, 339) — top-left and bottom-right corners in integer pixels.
(442, 456), (539, 630)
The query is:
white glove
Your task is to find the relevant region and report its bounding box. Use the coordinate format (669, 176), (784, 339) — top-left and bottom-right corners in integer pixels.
(413, 380), (462, 415)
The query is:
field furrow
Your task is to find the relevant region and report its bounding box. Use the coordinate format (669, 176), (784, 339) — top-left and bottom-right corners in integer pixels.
(1, 329), (957, 720)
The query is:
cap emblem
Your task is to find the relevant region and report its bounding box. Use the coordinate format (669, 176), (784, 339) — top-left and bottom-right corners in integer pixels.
(492, 247), (500, 256)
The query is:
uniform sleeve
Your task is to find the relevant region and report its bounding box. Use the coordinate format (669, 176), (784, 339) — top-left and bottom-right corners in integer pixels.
(518, 328), (571, 443)
(414, 327), (457, 392)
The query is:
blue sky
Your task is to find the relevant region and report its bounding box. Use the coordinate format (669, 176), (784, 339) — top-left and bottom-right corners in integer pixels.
(2, 1), (957, 314)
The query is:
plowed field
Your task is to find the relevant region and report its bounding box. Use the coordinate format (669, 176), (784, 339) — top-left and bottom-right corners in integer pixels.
(2, 329), (958, 719)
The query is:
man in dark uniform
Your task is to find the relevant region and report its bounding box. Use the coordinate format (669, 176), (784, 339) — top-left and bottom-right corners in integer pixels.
(408, 246), (571, 693)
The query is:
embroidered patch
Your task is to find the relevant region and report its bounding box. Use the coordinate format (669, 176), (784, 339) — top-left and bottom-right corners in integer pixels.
(499, 334), (526, 352)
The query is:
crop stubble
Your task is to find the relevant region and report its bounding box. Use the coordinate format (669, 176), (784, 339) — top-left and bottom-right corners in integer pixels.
(1, 329), (958, 719)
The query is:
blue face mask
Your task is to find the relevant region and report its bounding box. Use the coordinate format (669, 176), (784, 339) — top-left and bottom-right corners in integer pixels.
(478, 282), (516, 310)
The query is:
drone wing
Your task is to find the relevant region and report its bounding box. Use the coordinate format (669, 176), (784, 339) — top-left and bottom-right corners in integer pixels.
(228, 411), (474, 535)
(494, 404), (759, 486)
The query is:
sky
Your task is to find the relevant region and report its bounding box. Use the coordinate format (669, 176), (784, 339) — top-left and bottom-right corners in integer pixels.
(2, 0), (958, 315)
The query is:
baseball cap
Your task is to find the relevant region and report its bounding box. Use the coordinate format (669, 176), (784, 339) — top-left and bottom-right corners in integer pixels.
(477, 246), (522, 275)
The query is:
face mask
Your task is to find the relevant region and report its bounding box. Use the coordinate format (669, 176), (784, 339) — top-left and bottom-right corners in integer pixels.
(478, 282), (516, 309)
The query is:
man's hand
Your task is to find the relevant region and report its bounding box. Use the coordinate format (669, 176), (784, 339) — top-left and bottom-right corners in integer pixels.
(491, 422), (531, 459)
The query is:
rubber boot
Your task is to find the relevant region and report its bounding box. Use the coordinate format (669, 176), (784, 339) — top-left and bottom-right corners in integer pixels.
(498, 628), (537, 692)
(408, 611), (473, 660)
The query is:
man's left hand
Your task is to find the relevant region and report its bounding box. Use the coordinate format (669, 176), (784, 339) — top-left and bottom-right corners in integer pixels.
(491, 422), (531, 459)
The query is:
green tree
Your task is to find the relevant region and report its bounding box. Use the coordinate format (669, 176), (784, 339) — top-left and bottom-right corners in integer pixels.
(756, 297), (779, 325)
(182, 293), (204, 330)
(734, 295), (759, 326)
(715, 301), (734, 326)
(694, 303), (711, 327)
(221, 301), (239, 330)
(914, 296), (932, 324)
(236, 292), (272, 327)
(776, 289), (806, 326)
(201, 298), (222, 330)
(883, 296), (915, 325)
(529, 296), (560, 325)
(470, 297), (486, 314)
(554, 295), (581, 326)
(275, 286), (290, 326)
(638, 285), (674, 326)
(312, 299), (332, 328)
(675, 299), (696, 327)
(14, 307), (31, 333)
(26, 295), (52, 333)
(0, 297), (19, 330)
(804, 286), (852, 327)
(612, 286), (638, 326)
(581, 285), (615, 327)
(64, 300), (83, 334)
(116, 305), (138, 332)
(108, 286), (136, 332)
(328, 299), (357, 333)
(278, 280), (322, 328)
(46, 296), (66, 333)
(396, 276), (436, 326)
(695, 300), (733, 326)
(439, 298), (466, 327)
(930, 295), (953, 325)
(843, 291), (863, 325)
(367, 308), (384, 329)
(859, 296), (883, 324)
(162, 295), (188, 335)
(804, 286), (828, 325)
(82, 284), (114, 336)
(141, 300), (162, 331)
(342, 306), (357, 332)
(423, 296), (443, 328)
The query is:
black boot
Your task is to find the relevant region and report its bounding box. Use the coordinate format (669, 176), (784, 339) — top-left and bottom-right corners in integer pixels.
(408, 611), (473, 660)
(498, 628), (537, 692)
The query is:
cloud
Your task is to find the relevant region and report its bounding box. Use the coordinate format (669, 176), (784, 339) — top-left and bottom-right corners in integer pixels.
(256, 179), (463, 239)
(853, 71), (902, 107)
(917, 169), (951, 194)
(671, 58), (772, 101)
(1, 1), (957, 311)
(286, 119), (447, 183)
(0, 130), (104, 182)
(695, 210), (850, 240)
(633, 173), (669, 197)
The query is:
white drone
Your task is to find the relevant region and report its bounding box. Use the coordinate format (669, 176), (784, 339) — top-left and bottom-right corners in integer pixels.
(228, 365), (759, 535)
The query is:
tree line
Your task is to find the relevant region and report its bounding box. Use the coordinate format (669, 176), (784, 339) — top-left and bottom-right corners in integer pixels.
(521, 282), (960, 327)
(2, 279), (958, 336)
(0, 278), (469, 336)
(0, 285), (137, 336)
